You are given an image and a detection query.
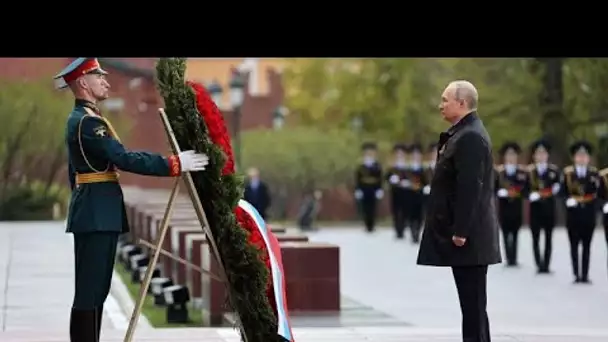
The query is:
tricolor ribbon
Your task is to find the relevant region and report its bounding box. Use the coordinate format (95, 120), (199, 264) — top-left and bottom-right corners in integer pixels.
(238, 199), (294, 342)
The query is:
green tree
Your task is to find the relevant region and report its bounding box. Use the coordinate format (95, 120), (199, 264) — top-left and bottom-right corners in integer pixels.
(0, 79), (73, 196)
(284, 58), (444, 143)
(0, 79), (75, 219)
(242, 127), (378, 219)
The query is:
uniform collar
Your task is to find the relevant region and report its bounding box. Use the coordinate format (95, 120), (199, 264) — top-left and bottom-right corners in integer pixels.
(75, 98), (101, 115)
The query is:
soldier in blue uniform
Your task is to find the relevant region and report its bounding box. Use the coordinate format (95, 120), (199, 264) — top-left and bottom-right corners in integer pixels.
(597, 165), (608, 278)
(402, 143), (429, 243)
(561, 140), (599, 284)
(526, 139), (561, 274)
(354, 142), (384, 232)
(54, 58), (210, 342)
(384, 143), (409, 239)
(494, 142), (529, 267)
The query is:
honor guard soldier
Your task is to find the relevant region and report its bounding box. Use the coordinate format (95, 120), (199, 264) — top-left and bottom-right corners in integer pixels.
(385, 143), (409, 238)
(526, 139), (561, 273)
(402, 143), (429, 243)
(597, 165), (608, 276)
(55, 58), (210, 342)
(354, 142), (383, 232)
(494, 142), (529, 266)
(562, 140), (599, 284)
(424, 142), (438, 182)
(421, 143), (437, 218)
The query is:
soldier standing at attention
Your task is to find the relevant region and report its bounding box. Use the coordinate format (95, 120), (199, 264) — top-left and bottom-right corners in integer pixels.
(597, 165), (608, 277)
(55, 58), (209, 342)
(562, 141), (599, 284)
(422, 143), (438, 201)
(494, 142), (529, 267)
(526, 139), (561, 274)
(403, 143), (428, 243)
(385, 143), (409, 239)
(354, 142), (383, 232)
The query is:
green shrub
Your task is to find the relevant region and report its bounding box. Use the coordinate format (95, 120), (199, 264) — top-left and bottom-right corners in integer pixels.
(0, 181), (70, 221)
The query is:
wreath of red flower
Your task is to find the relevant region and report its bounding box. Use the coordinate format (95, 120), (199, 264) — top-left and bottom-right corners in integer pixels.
(187, 81), (273, 296)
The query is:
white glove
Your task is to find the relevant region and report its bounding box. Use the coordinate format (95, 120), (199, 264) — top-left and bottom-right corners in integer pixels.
(529, 192), (541, 202)
(552, 183), (561, 195)
(399, 179), (411, 188)
(566, 197), (577, 208)
(603, 203), (608, 214)
(354, 189), (363, 200)
(389, 175), (400, 184)
(375, 189), (384, 199)
(423, 185), (431, 195)
(178, 150), (209, 172)
(497, 188), (509, 198)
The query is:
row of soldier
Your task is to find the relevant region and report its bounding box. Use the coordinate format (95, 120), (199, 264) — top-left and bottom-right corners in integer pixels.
(354, 139), (608, 284)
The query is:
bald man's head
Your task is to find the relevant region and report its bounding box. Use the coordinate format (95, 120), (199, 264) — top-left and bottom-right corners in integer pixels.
(439, 80), (479, 124)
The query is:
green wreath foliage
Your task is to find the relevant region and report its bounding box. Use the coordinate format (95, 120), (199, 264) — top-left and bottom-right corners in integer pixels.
(155, 58), (281, 342)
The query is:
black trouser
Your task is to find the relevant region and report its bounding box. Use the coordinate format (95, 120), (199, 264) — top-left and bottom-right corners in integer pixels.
(500, 214), (521, 266)
(452, 266), (491, 342)
(405, 194), (424, 242)
(604, 214), (608, 276)
(71, 232), (119, 342)
(530, 201), (555, 271)
(360, 195), (378, 232)
(566, 207), (596, 281)
(390, 195), (407, 238)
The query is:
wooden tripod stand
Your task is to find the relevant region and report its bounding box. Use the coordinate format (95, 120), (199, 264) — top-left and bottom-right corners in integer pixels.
(123, 108), (247, 342)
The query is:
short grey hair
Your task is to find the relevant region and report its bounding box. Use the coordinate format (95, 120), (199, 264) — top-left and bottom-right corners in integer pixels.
(448, 80), (478, 111)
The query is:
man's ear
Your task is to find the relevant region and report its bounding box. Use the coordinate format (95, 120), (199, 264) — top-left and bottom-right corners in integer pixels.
(78, 77), (89, 90)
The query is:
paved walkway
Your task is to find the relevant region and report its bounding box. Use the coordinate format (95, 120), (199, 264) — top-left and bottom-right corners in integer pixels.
(307, 225), (608, 331)
(0, 221), (607, 341)
(0, 221), (119, 333)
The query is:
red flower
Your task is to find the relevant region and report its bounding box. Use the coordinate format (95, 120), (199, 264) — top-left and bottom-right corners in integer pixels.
(187, 81), (274, 295)
(187, 81), (235, 176)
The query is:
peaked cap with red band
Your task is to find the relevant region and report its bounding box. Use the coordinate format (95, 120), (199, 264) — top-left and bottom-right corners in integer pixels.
(54, 58), (108, 90)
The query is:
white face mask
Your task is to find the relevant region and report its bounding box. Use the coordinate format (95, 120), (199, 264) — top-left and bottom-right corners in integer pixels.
(410, 162), (421, 170)
(505, 164), (516, 175)
(364, 156), (375, 166)
(395, 157), (406, 168)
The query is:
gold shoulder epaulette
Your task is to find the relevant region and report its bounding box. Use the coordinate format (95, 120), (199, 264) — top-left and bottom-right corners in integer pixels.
(563, 165), (574, 173)
(549, 163), (559, 170)
(495, 164), (505, 172)
(589, 166), (598, 172)
(599, 168), (608, 177)
(526, 163), (535, 172)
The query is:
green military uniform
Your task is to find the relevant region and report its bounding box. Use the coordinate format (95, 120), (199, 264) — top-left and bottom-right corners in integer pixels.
(56, 58), (182, 342)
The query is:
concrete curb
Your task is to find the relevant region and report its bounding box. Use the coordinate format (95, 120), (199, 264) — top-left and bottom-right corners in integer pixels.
(109, 270), (152, 330)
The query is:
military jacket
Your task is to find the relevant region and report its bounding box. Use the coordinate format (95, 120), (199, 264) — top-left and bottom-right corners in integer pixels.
(65, 99), (180, 234)
(561, 165), (600, 207)
(526, 163), (561, 200)
(355, 162), (383, 194)
(494, 164), (529, 201)
(384, 165), (408, 194)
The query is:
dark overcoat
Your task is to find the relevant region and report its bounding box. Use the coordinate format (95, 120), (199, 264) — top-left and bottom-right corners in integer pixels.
(417, 112), (502, 267)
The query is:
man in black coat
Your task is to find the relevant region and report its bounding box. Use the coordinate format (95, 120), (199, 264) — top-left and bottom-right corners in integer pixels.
(244, 167), (272, 219)
(417, 80), (502, 342)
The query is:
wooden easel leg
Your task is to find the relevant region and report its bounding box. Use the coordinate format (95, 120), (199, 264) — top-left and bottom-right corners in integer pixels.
(123, 177), (181, 342)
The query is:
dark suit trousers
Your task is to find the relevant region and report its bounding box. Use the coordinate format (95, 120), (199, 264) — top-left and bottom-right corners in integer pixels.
(452, 266), (491, 342)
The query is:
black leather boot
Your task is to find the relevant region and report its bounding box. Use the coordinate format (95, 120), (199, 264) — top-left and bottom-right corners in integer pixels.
(70, 308), (97, 342)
